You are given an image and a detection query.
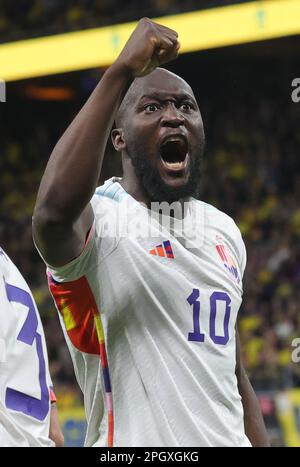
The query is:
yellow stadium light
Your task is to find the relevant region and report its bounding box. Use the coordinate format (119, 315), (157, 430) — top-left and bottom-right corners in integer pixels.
(1, 0), (300, 82)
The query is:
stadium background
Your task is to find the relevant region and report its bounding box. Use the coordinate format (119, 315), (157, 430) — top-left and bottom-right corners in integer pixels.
(1, 0), (300, 447)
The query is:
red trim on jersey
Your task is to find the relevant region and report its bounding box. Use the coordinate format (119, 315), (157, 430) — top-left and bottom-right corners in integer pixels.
(83, 225), (93, 250)
(47, 273), (115, 446)
(48, 275), (100, 355)
(108, 412), (114, 447)
(50, 387), (57, 403)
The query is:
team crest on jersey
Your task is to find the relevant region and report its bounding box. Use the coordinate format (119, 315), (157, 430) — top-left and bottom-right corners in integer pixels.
(215, 236), (240, 284)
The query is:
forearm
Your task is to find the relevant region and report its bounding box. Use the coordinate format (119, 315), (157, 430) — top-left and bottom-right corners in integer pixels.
(49, 403), (64, 447)
(235, 329), (269, 447)
(238, 367), (270, 447)
(34, 63), (133, 225)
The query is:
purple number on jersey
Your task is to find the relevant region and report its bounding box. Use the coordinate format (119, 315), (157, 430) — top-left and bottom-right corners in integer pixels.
(187, 289), (231, 346)
(5, 282), (50, 421)
(187, 289), (205, 342)
(209, 291), (231, 345)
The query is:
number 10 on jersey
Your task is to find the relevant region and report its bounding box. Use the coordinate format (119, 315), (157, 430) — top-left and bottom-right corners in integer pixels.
(187, 289), (231, 345)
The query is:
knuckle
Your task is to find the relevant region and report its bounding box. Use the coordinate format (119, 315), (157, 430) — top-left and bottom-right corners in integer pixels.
(140, 17), (151, 25)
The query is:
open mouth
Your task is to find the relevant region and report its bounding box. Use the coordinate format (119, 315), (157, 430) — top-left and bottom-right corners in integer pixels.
(159, 136), (189, 171)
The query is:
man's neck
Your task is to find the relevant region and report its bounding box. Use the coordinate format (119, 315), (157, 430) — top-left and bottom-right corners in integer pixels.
(119, 177), (191, 220)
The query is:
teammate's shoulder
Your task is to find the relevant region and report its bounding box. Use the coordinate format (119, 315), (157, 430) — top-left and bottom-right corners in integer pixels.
(0, 246), (31, 290)
(0, 246), (7, 260)
(0, 247), (13, 269)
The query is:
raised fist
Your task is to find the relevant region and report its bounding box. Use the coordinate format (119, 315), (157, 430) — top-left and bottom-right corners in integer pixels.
(115, 18), (180, 77)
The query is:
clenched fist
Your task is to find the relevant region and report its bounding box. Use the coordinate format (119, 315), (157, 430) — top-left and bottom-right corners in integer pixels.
(115, 18), (180, 77)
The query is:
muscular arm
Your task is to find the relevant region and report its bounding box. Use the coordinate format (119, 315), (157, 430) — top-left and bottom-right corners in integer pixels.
(235, 329), (270, 447)
(33, 18), (179, 267)
(32, 64), (133, 267)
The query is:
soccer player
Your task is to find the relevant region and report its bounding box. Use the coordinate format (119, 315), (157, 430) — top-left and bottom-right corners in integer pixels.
(0, 247), (64, 447)
(33, 18), (269, 447)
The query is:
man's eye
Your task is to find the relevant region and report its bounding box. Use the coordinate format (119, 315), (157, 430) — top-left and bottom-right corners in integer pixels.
(145, 104), (160, 112)
(180, 102), (194, 111)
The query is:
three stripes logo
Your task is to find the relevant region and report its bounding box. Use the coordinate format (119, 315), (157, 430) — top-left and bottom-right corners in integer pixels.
(149, 240), (174, 259)
(215, 236), (240, 283)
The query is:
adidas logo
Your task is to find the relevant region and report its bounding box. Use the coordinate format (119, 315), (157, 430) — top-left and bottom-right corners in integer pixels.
(149, 240), (174, 259)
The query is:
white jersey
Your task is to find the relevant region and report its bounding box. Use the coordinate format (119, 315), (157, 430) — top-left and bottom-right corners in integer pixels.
(0, 248), (54, 447)
(45, 177), (251, 447)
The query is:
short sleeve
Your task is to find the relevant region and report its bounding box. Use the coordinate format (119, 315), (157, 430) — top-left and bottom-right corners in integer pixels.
(43, 193), (123, 283)
(46, 220), (98, 283)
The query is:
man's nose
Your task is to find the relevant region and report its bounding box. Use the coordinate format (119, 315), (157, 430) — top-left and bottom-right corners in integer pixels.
(161, 104), (185, 127)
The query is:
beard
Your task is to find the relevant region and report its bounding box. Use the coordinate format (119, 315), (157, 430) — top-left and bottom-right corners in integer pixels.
(127, 142), (204, 204)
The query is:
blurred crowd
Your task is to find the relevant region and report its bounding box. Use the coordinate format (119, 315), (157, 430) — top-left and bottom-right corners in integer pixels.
(1, 75), (299, 401)
(204, 96), (300, 391)
(0, 0), (255, 43)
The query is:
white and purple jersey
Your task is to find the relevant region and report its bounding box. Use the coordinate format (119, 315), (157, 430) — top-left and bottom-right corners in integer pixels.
(44, 177), (251, 447)
(0, 248), (54, 447)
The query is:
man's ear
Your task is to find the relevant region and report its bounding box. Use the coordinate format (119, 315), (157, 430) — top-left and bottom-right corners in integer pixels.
(111, 128), (126, 152)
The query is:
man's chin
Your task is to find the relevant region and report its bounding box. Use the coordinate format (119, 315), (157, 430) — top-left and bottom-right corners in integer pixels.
(131, 155), (201, 203)
(158, 163), (190, 188)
